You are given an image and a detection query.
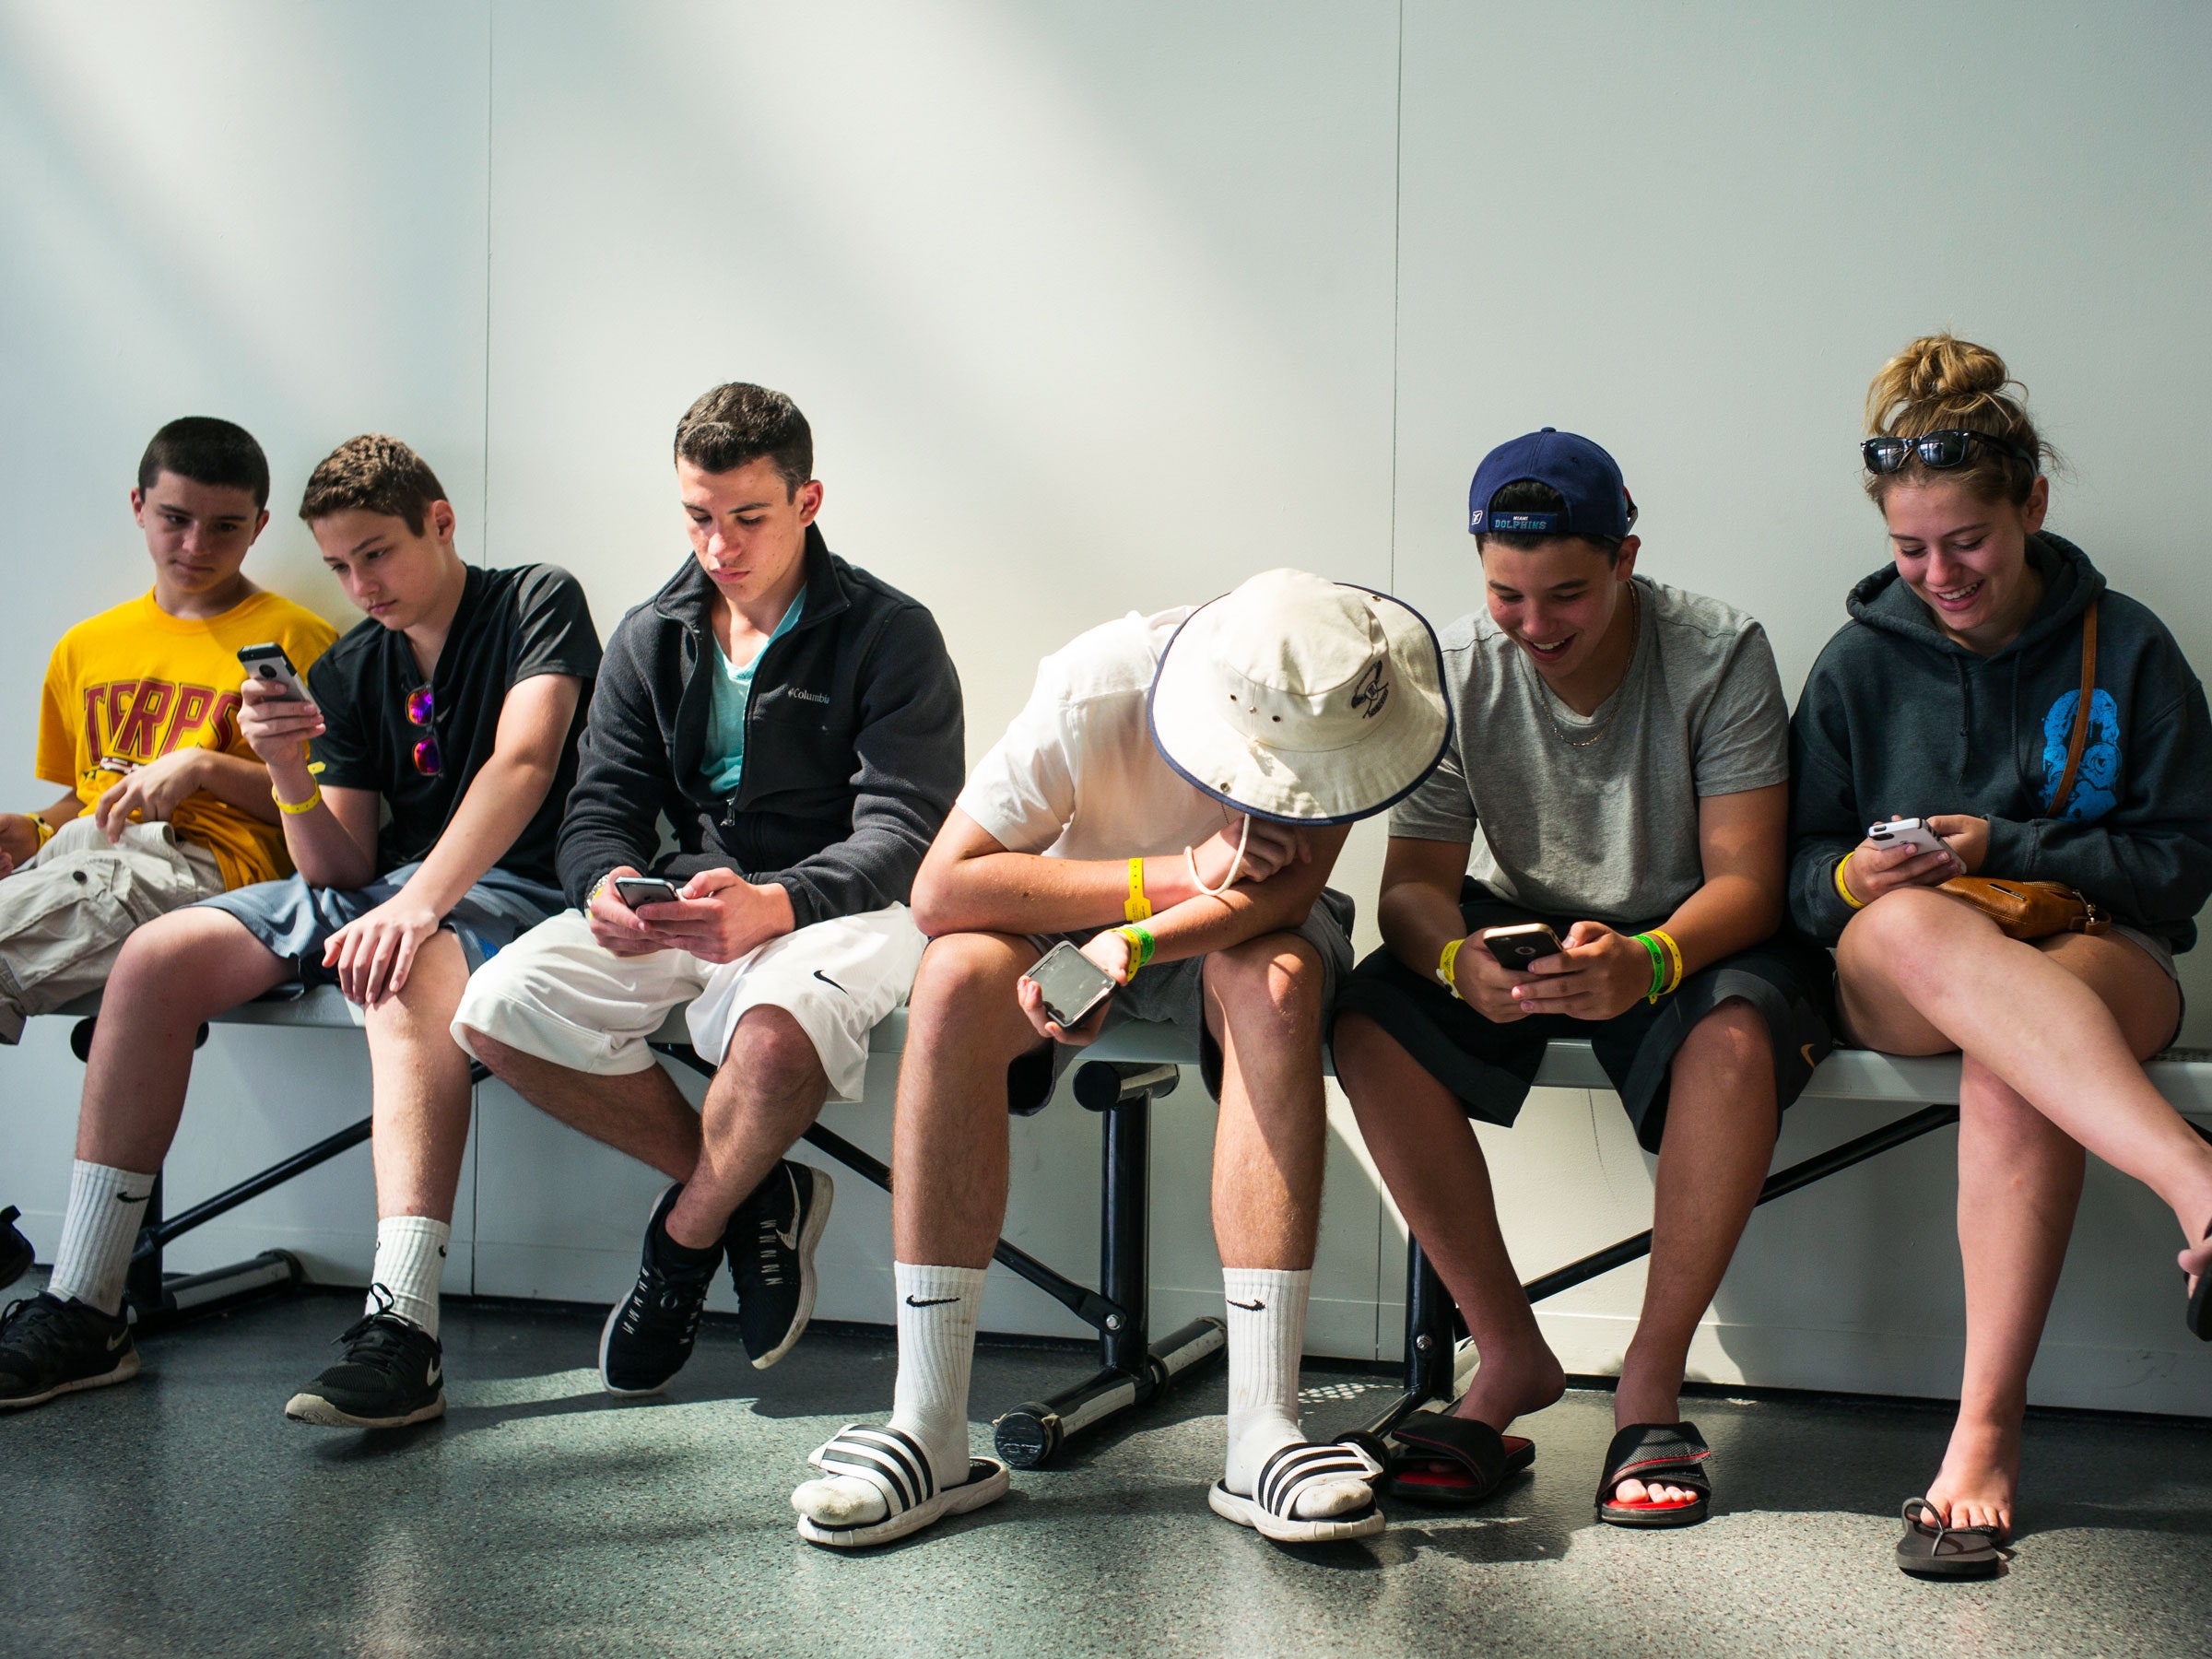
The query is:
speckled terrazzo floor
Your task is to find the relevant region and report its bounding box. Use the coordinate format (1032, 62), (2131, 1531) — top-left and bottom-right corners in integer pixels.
(5, 1279), (2209, 1658)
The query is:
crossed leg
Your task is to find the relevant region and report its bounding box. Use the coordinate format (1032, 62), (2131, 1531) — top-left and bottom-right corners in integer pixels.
(1838, 889), (2188, 1537)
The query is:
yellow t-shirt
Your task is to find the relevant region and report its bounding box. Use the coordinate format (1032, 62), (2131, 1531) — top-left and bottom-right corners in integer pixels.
(36, 590), (341, 890)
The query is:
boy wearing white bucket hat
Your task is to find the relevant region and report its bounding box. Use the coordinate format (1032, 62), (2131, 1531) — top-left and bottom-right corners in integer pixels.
(790, 568), (1449, 1548)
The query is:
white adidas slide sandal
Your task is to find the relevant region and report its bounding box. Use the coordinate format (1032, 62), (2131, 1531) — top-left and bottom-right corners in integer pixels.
(1208, 1439), (1387, 1544)
(794, 1423), (1011, 1549)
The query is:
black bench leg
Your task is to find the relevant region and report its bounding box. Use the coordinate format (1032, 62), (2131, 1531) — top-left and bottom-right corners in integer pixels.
(992, 1061), (1226, 1468)
(1347, 1236), (1457, 1453)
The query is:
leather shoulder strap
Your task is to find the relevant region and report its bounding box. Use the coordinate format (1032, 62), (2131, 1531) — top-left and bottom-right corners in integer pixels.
(2043, 599), (2100, 818)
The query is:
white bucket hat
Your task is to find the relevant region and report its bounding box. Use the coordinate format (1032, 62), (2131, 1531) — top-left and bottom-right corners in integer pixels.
(1148, 568), (1451, 824)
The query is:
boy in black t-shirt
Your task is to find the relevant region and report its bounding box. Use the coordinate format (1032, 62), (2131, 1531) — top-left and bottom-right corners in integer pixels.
(0, 436), (599, 1426)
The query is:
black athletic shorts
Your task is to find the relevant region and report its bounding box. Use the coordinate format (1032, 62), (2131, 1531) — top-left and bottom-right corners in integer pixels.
(1329, 882), (1838, 1153)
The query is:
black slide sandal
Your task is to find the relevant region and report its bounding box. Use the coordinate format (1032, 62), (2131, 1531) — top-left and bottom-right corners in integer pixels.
(1594, 1421), (1712, 1528)
(1895, 1497), (2007, 1579)
(1385, 1410), (1535, 1506)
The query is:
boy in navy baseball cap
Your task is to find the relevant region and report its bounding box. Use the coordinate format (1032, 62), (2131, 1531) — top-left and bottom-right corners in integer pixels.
(1331, 426), (1835, 1527)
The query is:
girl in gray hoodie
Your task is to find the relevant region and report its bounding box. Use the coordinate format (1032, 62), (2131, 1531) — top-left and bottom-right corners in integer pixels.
(1789, 335), (2212, 1578)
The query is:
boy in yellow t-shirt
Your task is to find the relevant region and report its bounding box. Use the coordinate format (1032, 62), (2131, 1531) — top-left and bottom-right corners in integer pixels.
(0, 418), (336, 1042)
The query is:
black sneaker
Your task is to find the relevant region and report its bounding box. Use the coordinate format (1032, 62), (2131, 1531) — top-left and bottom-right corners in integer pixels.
(285, 1292), (445, 1429)
(0, 1206), (33, 1291)
(599, 1182), (720, 1394)
(726, 1160), (832, 1370)
(0, 1292), (138, 1410)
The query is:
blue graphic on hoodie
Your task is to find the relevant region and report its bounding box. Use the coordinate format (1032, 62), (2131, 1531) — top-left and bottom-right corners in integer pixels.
(2041, 688), (2121, 820)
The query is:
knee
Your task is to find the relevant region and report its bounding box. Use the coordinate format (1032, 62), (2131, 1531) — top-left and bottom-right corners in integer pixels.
(1679, 997), (1768, 1070)
(1206, 934), (1324, 1032)
(722, 1006), (826, 1102)
(1837, 887), (1970, 994)
(909, 933), (1020, 1025)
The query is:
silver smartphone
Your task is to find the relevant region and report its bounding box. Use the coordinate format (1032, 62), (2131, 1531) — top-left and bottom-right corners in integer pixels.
(612, 876), (682, 910)
(237, 642), (310, 701)
(1867, 818), (1949, 858)
(1022, 940), (1115, 1030)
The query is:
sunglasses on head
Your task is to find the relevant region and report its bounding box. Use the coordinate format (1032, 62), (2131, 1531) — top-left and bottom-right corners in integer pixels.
(406, 685), (441, 776)
(1861, 429), (2039, 477)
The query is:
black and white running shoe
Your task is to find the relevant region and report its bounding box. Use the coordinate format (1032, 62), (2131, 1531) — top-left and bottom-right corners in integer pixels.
(285, 1290), (445, 1429)
(599, 1182), (720, 1394)
(0, 1291), (139, 1411)
(727, 1160), (832, 1370)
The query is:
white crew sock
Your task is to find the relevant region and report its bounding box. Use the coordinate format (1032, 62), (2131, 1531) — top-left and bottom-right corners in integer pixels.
(1223, 1266), (1367, 1520)
(47, 1160), (156, 1316)
(793, 1262), (986, 1526)
(367, 1217), (451, 1338)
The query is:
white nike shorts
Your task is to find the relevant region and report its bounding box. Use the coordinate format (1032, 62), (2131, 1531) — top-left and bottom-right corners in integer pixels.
(451, 903), (925, 1102)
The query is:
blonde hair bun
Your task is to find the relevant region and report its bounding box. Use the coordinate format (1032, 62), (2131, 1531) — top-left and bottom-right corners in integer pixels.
(1863, 331), (2048, 504)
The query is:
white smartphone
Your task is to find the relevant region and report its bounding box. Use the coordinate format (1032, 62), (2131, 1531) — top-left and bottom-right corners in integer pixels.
(1022, 940), (1115, 1030)
(612, 876), (682, 910)
(237, 642), (310, 702)
(1867, 818), (1950, 859)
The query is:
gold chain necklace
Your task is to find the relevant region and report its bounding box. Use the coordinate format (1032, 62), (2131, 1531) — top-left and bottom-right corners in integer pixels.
(1533, 582), (1640, 748)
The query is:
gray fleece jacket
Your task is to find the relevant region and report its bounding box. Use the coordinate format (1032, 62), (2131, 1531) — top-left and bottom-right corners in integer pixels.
(1788, 533), (2212, 950)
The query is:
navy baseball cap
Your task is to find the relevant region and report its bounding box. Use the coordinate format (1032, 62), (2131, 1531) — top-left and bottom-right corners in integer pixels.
(1467, 428), (1638, 543)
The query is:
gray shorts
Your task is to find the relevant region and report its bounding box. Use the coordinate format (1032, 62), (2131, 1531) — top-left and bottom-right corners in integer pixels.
(1006, 887), (1357, 1115)
(197, 862), (565, 1003)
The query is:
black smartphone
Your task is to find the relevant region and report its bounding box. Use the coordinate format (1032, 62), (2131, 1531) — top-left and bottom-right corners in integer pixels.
(613, 876), (682, 910)
(237, 642), (309, 701)
(1484, 922), (1564, 971)
(1022, 940), (1115, 1030)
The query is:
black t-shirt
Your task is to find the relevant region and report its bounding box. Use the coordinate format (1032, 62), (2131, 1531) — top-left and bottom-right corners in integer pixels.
(307, 563), (602, 883)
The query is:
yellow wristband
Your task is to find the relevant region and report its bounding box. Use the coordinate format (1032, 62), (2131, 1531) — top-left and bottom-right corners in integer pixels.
(1124, 856), (1152, 923)
(272, 783), (322, 817)
(28, 815), (55, 849)
(1117, 924), (1156, 979)
(1437, 937), (1464, 1000)
(1834, 857), (1867, 911)
(1650, 928), (1685, 995)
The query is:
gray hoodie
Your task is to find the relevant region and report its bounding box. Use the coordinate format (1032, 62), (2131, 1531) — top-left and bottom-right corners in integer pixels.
(1788, 533), (2212, 950)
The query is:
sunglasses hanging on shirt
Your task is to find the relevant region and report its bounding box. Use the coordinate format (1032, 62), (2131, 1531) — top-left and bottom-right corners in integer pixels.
(406, 685), (441, 776)
(1860, 429), (2040, 477)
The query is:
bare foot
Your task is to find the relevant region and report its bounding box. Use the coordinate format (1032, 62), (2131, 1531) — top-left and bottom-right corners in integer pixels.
(1452, 1340), (1565, 1433)
(1922, 1417), (2020, 1538)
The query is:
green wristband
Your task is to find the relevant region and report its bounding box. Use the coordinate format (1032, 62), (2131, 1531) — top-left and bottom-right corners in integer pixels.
(1634, 932), (1665, 1003)
(1118, 924), (1157, 973)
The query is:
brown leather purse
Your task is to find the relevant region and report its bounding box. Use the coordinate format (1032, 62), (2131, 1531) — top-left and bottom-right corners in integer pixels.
(1938, 600), (2112, 941)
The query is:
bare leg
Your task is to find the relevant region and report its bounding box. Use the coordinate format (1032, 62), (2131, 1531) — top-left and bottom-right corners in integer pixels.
(1870, 925), (2181, 1537)
(1838, 888), (2212, 1268)
(78, 909), (289, 1171)
(663, 1006), (830, 1250)
(1334, 1011), (1565, 1432)
(1611, 998), (1776, 1505)
(1203, 934), (1328, 1268)
(360, 932), (476, 1223)
(890, 932), (1044, 1268)
(462, 1026), (702, 1183)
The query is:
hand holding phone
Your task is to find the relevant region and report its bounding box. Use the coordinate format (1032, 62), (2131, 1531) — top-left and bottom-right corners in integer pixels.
(1021, 939), (1115, 1034)
(613, 876), (682, 911)
(1866, 818), (1949, 859)
(237, 642), (310, 701)
(1484, 922), (1564, 971)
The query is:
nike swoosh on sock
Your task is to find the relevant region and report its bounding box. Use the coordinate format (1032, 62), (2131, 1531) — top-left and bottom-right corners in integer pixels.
(1228, 1299), (1266, 1311)
(116, 1192), (148, 1204)
(905, 1295), (961, 1308)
